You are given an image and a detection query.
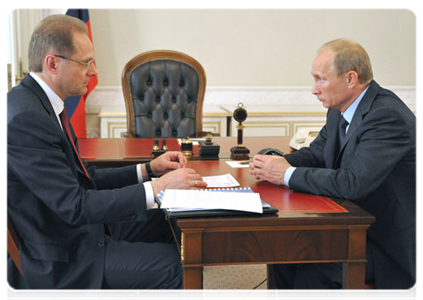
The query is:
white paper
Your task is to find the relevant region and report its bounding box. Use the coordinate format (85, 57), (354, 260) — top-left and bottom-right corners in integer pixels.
(177, 138), (206, 145)
(160, 189), (263, 214)
(202, 173), (240, 187)
(225, 160), (250, 168)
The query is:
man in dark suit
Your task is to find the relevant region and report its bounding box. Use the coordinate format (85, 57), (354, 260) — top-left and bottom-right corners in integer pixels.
(250, 39), (415, 289)
(7, 14), (207, 289)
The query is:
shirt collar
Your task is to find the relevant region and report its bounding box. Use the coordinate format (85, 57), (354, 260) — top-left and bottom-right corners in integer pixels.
(342, 85), (370, 124)
(30, 72), (64, 116)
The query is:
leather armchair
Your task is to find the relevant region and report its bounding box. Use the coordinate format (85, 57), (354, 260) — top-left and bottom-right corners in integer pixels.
(121, 50), (206, 138)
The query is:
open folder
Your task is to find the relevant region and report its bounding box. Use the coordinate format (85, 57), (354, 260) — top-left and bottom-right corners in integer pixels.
(156, 187), (279, 218)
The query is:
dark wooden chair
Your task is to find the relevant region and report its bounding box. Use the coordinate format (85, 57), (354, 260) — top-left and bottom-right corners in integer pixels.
(121, 50), (207, 138)
(5, 210), (142, 300)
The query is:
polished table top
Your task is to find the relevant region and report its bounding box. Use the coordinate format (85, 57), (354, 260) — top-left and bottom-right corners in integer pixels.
(78, 136), (293, 166)
(182, 160), (373, 222)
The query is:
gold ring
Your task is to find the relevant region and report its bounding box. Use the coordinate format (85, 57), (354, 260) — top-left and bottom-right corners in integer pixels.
(194, 181), (197, 186)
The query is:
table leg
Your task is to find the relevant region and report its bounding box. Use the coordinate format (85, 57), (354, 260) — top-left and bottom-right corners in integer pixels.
(342, 225), (369, 289)
(183, 266), (203, 289)
(180, 231), (203, 289)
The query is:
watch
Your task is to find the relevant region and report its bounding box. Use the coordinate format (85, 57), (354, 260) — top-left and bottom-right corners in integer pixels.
(145, 162), (156, 179)
(154, 197), (161, 208)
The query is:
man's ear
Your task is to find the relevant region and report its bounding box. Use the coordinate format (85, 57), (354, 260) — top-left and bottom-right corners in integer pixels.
(44, 55), (58, 74)
(346, 71), (359, 87)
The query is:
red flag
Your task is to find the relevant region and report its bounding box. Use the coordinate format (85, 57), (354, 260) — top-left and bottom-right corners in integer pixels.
(64, 9), (97, 138)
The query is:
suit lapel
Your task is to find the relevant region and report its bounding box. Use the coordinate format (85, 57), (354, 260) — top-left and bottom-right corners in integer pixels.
(21, 75), (63, 133)
(336, 80), (379, 162)
(324, 109), (342, 169)
(21, 75), (92, 183)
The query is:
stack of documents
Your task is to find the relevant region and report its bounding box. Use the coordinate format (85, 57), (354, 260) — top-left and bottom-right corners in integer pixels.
(157, 188), (263, 214)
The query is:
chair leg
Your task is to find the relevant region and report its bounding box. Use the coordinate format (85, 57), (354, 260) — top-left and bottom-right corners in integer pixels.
(267, 265), (276, 300)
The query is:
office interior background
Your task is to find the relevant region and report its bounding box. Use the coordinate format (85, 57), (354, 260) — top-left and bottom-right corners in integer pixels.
(5, 8), (418, 291)
(7, 9), (415, 140)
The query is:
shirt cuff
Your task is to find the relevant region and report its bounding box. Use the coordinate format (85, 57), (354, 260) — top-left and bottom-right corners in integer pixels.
(284, 166), (297, 187)
(136, 164), (143, 183)
(143, 181), (157, 210)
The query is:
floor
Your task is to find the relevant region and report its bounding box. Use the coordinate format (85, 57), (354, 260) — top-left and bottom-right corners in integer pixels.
(203, 264), (268, 289)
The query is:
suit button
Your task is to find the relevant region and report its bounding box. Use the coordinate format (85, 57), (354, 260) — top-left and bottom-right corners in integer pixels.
(98, 241), (105, 247)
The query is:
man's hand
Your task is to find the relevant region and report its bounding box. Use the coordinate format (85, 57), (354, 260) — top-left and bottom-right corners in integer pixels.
(149, 151), (187, 177)
(150, 168), (208, 195)
(249, 154), (291, 186)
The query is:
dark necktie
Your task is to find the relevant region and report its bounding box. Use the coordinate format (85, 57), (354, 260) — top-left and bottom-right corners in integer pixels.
(338, 115), (349, 146)
(59, 108), (91, 179)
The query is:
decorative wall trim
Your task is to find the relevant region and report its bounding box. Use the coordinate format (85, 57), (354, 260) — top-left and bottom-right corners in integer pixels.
(86, 85), (416, 114)
(86, 85), (415, 138)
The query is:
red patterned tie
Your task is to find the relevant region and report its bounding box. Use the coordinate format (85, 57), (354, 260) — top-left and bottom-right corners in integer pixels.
(59, 108), (91, 179)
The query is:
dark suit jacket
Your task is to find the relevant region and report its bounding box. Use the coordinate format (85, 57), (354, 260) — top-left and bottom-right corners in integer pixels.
(7, 75), (148, 288)
(284, 80), (415, 288)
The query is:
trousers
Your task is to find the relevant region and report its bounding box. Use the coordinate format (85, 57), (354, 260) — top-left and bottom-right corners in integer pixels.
(104, 209), (182, 289)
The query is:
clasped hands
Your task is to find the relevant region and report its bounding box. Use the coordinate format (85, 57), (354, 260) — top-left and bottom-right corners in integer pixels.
(148, 151), (207, 195)
(148, 151), (291, 196)
(248, 154), (291, 186)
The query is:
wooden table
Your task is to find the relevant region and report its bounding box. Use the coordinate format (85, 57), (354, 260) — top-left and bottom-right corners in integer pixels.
(78, 136), (293, 167)
(78, 137), (375, 289)
(178, 160), (375, 289)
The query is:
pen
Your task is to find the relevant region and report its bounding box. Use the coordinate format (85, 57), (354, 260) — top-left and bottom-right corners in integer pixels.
(239, 161), (250, 165)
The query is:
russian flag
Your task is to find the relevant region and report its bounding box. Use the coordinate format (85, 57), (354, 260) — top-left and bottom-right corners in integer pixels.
(64, 9), (97, 138)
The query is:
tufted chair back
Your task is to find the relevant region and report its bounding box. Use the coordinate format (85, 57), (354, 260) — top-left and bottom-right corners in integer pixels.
(122, 50), (206, 138)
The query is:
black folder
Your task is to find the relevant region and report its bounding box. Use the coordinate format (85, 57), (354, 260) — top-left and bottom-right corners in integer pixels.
(161, 202), (279, 219)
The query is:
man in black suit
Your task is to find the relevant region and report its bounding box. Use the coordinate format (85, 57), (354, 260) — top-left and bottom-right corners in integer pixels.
(7, 14), (207, 289)
(250, 39), (415, 289)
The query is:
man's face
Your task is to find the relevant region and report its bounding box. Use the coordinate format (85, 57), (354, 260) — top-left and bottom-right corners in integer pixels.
(55, 31), (97, 99)
(311, 50), (351, 112)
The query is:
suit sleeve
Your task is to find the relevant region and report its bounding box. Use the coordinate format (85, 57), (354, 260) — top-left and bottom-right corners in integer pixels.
(284, 121), (328, 168)
(287, 104), (414, 200)
(8, 109), (148, 226)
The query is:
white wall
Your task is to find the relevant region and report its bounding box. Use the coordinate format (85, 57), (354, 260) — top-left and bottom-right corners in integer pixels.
(90, 9), (416, 87)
